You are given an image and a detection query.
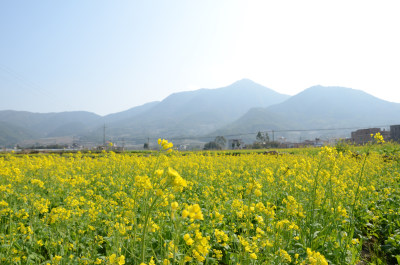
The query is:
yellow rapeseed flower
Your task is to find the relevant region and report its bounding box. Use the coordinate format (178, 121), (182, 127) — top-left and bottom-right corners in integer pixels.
(171, 201), (179, 211)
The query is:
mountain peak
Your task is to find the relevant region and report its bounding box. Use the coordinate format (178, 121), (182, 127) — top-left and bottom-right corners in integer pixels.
(305, 85), (359, 92)
(292, 85), (366, 99)
(230, 78), (258, 86)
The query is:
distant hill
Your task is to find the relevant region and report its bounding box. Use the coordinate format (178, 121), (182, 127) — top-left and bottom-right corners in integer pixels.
(0, 121), (38, 147)
(267, 85), (400, 126)
(215, 85), (400, 141)
(212, 107), (301, 136)
(102, 101), (160, 123)
(0, 110), (101, 146)
(103, 79), (290, 138)
(0, 79), (289, 146)
(2, 82), (400, 148)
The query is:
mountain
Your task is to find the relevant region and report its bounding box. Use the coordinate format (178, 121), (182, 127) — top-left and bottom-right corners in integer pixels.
(3, 82), (399, 148)
(0, 121), (38, 147)
(267, 85), (400, 126)
(103, 79), (290, 138)
(0, 79), (289, 146)
(213, 108), (301, 136)
(0, 110), (101, 146)
(215, 85), (400, 141)
(102, 101), (160, 123)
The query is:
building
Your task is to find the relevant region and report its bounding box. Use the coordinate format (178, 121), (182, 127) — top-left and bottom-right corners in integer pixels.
(351, 128), (389, 145)
(381, 129), (390, 141)
(228, 139), (244, 149)
(390, 125), (400, 142)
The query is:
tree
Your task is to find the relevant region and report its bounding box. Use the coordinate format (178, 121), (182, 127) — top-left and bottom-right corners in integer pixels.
(203, 141), (220, 150)
(203, 136), (226, 150)
(256, 131), (270, 145)
(215, 136), (226, 148)
(251, 131), (280, 149)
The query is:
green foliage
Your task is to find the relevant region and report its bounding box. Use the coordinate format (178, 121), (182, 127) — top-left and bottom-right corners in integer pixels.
(204, 136), (227, 150)
(256, 131), (270, 143)
(249, 131), (280, 149)
(335, 139), (351, 153)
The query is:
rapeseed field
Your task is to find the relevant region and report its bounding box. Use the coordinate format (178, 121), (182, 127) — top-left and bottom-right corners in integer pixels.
(1, 138), (399, 264)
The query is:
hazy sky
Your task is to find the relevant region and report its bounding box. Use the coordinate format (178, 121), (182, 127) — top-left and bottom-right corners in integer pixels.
(1, 0), (400, 116)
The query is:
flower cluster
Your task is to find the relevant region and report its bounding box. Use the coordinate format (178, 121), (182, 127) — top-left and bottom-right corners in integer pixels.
(134, 175), (153, 190)
(371, 132), (385, 143)
(300, 248), (328, 265)
(214, 229), (229, 246)
(166, 167), (187, 191)
(158, 138), (173, 152)
(190, 230), (211, 262)
(109, 254), (125, 265)
(182, 204), (204, 222)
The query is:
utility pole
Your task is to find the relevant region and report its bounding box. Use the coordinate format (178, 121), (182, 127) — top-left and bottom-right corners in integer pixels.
(103, 123), (106, 146)
(272, 130), (275, 142)
(72, 136), (75, 149)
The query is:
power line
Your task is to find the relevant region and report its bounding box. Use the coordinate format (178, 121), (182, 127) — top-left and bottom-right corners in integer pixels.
(0, 63), (73, 111)
(91, 124), (392, 144)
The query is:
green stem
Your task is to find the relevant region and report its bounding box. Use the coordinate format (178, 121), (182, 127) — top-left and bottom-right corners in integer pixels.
(140, 195), (161, 263)
(340, 153), (368, 263)
(139, 147), (164, 262)
(307, 155), (323, 249)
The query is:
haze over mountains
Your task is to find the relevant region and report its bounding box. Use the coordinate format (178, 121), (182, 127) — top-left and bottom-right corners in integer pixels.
(103, 79), (289, 138)
(215, 85), (400, 136)
(1, 79), (399, 147)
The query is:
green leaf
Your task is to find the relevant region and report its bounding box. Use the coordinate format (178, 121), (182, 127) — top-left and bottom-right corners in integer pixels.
(395, 255), (400, 264)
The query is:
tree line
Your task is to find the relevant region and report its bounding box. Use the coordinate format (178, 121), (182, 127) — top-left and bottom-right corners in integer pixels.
(203, 131), (279, 150)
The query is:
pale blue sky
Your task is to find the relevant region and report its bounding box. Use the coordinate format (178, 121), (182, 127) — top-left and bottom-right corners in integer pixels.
(1, 0), (400, 115)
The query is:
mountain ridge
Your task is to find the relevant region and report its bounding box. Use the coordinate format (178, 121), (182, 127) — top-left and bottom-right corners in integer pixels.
(100, 79), (290, 139)
(1, 81), (399, 147)
(213, 85), (400, 142)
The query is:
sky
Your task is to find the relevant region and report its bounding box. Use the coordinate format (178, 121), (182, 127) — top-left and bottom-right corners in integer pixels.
(1, 0), (400, 116)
